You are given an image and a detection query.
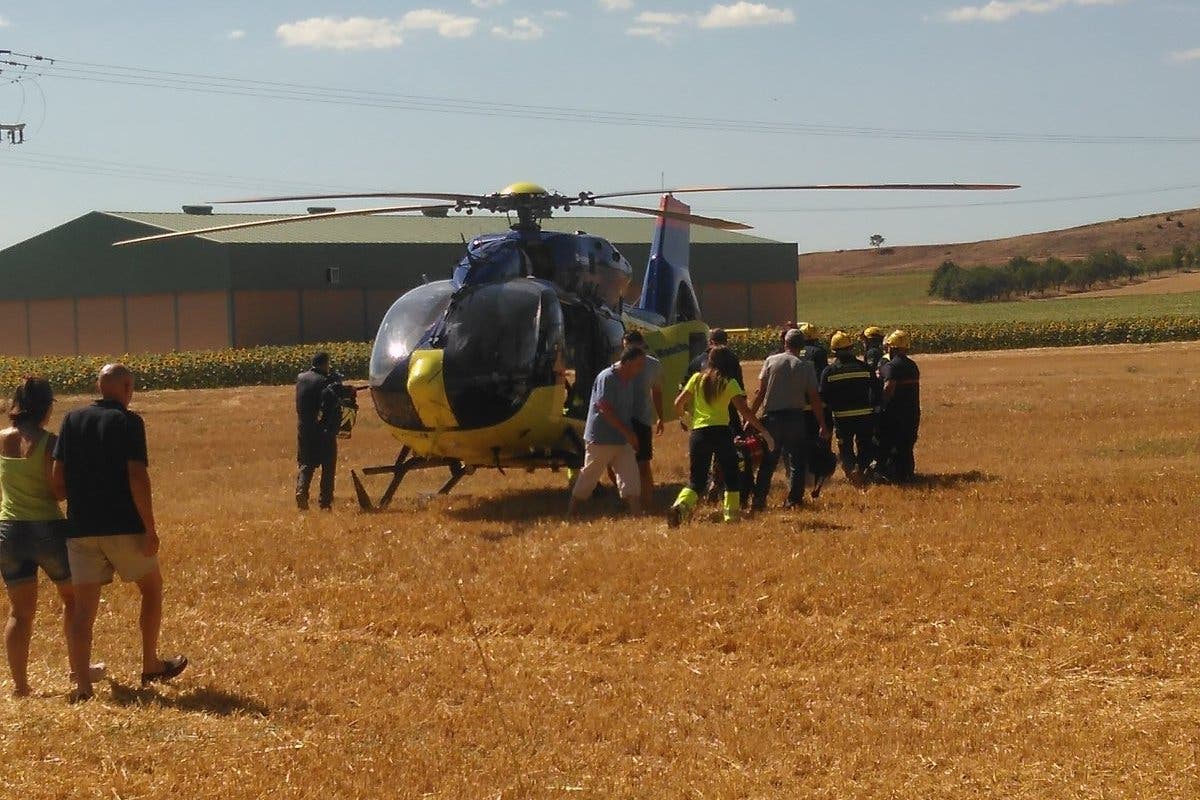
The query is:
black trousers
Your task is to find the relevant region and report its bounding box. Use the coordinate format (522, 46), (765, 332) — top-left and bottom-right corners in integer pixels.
(754, 409), (808, 505)
(835, 416), (876, 474)
(882, 422), (918, 481)
(690, 426), (740, 495)
(296, 436), (337, 508)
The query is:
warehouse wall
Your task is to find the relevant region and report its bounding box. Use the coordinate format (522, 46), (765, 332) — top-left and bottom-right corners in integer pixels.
(0, 301), (29, 356)
(178, 292), (231, 351)
(0, 291), (233, 357)
(694, 281), (797, 329)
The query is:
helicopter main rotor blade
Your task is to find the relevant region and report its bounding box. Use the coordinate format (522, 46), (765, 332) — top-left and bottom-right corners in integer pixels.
(113, 203), (457, 246)
(589, 202), (753, 231)
(587, 183), (1021, 201)
(211, 191), (481, 205)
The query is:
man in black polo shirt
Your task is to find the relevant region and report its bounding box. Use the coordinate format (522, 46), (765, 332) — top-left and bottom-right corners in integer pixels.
(52, 364), (186, 702)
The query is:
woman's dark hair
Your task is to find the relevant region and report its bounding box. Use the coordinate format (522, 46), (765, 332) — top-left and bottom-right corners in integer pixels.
(701, 346), (739, 403)
(9, 376), (54, 426)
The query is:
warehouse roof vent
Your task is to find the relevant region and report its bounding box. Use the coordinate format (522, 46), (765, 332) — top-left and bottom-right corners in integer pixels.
(307, 207), (336, 215)
(182, 205), (213, 215)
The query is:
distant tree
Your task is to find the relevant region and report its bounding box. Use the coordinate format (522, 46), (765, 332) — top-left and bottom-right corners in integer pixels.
(1172, 244), (1187, 271)
(869, 234), (886, 252)
(928, 260), (961, 298)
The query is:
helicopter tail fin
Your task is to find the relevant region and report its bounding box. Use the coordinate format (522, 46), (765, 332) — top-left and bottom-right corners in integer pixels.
(636, 195), (701, 323)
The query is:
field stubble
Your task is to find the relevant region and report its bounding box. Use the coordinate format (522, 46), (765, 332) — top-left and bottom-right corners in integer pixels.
(2, 343), (1200, 798)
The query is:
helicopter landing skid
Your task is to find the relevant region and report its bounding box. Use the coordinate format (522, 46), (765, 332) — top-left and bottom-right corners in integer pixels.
(351, 445), (585, 511)
(351, 447), (471, 511)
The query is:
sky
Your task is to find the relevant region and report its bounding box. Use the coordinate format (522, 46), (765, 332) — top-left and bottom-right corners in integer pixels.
(0, 0), (1197, 254)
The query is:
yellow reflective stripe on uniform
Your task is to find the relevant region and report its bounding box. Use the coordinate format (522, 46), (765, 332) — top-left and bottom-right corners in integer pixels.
(825, 371), (871, 382)
(833, 407), (874, 419)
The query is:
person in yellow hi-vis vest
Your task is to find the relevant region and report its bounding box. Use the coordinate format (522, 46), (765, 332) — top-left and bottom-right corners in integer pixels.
(668, 347), (774, 526)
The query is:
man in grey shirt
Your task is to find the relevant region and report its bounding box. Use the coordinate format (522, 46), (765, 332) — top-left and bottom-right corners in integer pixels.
(749, 328), (829, 510)
(566, 347), (646, 517)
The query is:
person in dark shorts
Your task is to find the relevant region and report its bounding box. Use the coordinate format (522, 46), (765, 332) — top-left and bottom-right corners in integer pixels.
(53, 364), (186, 702)
(0, 377), (98, 696)
(622, 330), (664, 506)
(296, 352), (343, 510)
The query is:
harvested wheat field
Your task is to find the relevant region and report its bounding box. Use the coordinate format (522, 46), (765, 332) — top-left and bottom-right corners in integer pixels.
(2, 342), (1200, 799)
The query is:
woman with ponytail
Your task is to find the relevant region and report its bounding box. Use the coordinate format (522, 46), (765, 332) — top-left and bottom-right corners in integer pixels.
(668, 347), (773, 525)
(0, 377), (90, 696)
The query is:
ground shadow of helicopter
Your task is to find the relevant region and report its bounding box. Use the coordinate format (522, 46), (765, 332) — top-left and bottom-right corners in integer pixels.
(116, 180), (1016, 508)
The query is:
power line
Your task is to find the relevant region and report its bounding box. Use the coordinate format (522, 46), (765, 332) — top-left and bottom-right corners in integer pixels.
(0, 149), (365, 193)
(25, 57), (1200, 145)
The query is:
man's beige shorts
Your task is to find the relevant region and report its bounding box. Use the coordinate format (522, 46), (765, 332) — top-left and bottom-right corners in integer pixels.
(67, 535), (158, 585)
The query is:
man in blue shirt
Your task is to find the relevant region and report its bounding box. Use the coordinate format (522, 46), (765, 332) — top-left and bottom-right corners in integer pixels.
(566, 347), (646, 517)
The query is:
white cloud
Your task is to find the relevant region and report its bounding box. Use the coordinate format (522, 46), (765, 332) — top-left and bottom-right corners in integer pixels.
(0, 16), (9, 27)
(471, 0), (506, 7)
(627, 25), (674, 43)
(544, 9), (569, 19)
(277, 17), (404, 49)
(399, 9), (480, 38)
(1168, 47), (1200, 62)
(599, 0), (635, 10)
(636, 11), (688, 25)
(697, 2), (796, 28)
(276, 11), (480, 49)
(492, 17), (545, 40)
(945, 0), (1122, 23)
(227, 29), (246, 40)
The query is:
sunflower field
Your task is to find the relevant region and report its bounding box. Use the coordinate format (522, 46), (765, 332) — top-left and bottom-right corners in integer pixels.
(729, 316), (1200, 359)
(0, 342), (373, 396)
(1, 316), (1197, 396)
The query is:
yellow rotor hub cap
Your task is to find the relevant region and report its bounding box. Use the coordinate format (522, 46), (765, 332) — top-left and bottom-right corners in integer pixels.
(501, 181), (548, 196)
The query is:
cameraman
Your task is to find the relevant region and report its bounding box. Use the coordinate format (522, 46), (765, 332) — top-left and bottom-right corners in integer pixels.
(295, 351), (354, 511)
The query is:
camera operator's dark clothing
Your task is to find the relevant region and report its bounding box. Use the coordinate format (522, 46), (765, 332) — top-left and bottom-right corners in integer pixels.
(295, 369), (342, 509)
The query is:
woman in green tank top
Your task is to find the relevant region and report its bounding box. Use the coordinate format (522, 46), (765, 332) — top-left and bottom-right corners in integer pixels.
(0, 377), (88, 696)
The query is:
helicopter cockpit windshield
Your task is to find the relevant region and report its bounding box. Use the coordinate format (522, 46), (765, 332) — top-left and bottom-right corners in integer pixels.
(369, 280), (456, 383)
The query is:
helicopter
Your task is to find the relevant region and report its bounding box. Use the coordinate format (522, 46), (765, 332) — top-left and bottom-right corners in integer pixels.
(116, 180), (1018, 508)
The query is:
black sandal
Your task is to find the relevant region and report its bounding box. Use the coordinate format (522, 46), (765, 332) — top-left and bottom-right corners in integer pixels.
(68, 688), (94, 704)
(141, 655), (188, 686)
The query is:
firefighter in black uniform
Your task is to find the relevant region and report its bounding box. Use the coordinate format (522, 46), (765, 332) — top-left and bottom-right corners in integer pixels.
(820, 331), (878, 487)
(862, 326), (885, 377)
(295, 352), (344, 510)
(798, 322), (829, 377)
(877, 330), (921, 483)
